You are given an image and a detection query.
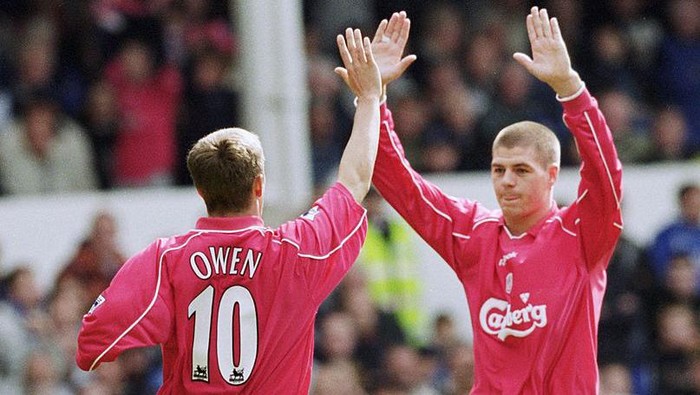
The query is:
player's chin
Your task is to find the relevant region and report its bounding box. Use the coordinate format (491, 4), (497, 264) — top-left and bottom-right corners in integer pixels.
(500, 202), (525, 217)
(499, 198), (520, 209)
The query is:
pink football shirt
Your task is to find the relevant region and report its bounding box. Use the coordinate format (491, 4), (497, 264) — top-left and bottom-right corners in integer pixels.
(372, 87), (623, 394)
(77, 182), (367, 394)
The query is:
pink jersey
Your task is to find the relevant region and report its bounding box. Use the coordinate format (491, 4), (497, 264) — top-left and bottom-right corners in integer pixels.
(76, 183), (367, 394)
(372, 88), (623, 394)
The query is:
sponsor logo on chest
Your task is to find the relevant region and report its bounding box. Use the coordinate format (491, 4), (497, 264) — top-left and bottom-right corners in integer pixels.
(479, 296), (548, 341)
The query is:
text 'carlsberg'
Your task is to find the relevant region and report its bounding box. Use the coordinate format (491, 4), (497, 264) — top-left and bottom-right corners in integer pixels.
(479, 297), (548, 341)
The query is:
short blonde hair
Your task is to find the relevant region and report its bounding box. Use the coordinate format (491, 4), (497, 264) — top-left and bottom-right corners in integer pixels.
(493, 121), (561, 168)
(187, 128), (265, 214)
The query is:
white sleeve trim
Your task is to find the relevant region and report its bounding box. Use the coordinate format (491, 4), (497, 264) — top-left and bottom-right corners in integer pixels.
(281, 209), (368, 260)
(546, 216), (577, 237)
(584, 111), (622, 210)
(556, 82), (586, 102)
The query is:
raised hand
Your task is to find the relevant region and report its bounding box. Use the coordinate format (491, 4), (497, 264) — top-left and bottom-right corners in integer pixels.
(370, 11), (417, 86)
(335, 28), (382, 103)
(513, 6), (583, 97)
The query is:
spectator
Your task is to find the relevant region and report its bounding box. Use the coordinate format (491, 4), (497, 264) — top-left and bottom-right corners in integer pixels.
(0, 269), (31, 394)
(162, 0), (235, 67)
(604, 0), (663, 74)
(307, 54), (352, 188)
(117, 348), (162, 395)
(0, 92), (97, 194)
(24, 349), (74, 395)
(415, 2), (465, 64)
(423, 83), (481, 172)
(654, 303), (700, 394)
(358, 188), (426, 344)
(656, 0), (700, 156)
(648, 183), (700, 282)
(439, 341), (474, 395)
(649, 106), (690, 162)
(308, 96), (346, 188)
(386, 84), (431, 169)
(598, 362), (633, 395)
(23, 278), (87, 395)
(80, 79), (120, 189)
(104, 37), (182, 187)
(598, 231), (655, 394)
(10, 16), (86, 118)
(429, 313), (462, 357)
(377, 343), (440, 395)
(176, 48), (240, 185)
(598, 234), (651, 366)
(312, 361), (367, 395)
(461, 30), (505, 103)
(76, 356), (125, 395)
(654, 254), (700, 310)
(90, 0), (171, 63)
(474, 61), (539, 169)
(585, 24), (641, 98)
(596, 88), (654, 163)
(334, 267), (406, 376)
(305, 0), (375, 54)
(57, 210), (126, 305)
(313, 311), (366, 394)
(0, 266), (44, 327)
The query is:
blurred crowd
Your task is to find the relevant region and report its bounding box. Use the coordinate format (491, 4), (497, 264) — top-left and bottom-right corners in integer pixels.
(0, 0), (698, 394)
(304, 0), (700, 186)
(0, 0), (697, 195)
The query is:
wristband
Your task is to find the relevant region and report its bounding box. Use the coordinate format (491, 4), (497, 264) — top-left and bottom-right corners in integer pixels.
(353, 94), (387, 107)
(556, 82), (586, 102)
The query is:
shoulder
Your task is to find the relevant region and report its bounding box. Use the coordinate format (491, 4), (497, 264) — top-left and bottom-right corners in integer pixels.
(654, 221), (687, 239)
(471, 206), (502, 231)
(57, 119), (90, 145)
(0, 121), (23, 146)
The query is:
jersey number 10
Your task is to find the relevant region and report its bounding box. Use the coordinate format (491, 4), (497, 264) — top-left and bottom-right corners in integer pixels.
(188, 285), (258, 385)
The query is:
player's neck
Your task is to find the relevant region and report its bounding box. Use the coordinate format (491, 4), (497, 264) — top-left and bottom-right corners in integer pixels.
(504, 203), (554, 236)
(208, 204), (260, 218)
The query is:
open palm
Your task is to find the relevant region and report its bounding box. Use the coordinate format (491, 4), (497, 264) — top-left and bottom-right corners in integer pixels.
(513, 7), (581, 96)
(370, 11), (416, 85)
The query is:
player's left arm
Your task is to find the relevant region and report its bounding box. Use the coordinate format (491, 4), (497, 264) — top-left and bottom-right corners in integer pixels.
(514, 7), (623, 270)
(76, 241), (174, 371)
(559, 85), (623, 270)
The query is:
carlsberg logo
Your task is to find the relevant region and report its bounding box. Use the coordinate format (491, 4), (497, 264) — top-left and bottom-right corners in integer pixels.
(479, 297), (547, 340)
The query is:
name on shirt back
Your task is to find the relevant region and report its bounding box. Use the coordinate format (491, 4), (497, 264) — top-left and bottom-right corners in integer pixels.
(189, 246), (262, 280)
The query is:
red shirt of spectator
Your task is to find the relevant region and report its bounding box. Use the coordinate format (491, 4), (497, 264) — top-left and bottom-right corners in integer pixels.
(105, 39), (182, 186)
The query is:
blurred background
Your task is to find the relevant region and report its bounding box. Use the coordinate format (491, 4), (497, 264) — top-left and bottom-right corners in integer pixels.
(0, 0), (698, 394)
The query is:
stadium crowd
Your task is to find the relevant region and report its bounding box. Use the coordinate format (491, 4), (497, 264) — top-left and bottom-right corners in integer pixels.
(0, 0), (698, 394)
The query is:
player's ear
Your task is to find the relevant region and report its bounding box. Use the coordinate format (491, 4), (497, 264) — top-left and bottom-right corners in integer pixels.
(253, 174), (264, 198)
(548, 164), (559, 186)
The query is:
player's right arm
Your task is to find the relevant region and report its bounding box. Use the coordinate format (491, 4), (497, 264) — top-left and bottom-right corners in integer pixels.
(373, 104), (487, 269)
(270, 30), (381, 306)
(366, 12), (488, 269)
(334, 28), (383, 203)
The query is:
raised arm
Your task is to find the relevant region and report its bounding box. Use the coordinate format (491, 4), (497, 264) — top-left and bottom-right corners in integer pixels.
(335, 28), (383, 203)
(356, 12), (490, 271)
(514, 7), (623, 269)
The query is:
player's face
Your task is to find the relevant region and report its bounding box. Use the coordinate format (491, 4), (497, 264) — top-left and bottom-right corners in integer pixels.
(491, 144), (556, 228)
